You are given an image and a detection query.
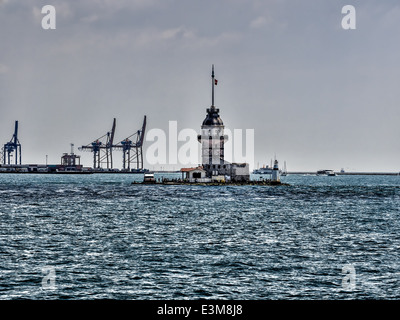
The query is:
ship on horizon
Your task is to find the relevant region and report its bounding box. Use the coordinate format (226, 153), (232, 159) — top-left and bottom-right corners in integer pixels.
(317, 169), (336, 176)
(252, 165), (273, 175)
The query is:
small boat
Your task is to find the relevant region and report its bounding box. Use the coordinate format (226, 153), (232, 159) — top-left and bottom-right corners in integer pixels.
(252, 166), (273, 174)
(143, 173), (156, 183)
(317, 169), (336, 176)
(281, 161), (287, 176)
(131, 168), (150, 173)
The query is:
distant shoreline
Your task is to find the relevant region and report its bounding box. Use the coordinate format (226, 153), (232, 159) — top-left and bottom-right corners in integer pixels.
(0, 171), (398, 175)
(287, 172), (400, 176)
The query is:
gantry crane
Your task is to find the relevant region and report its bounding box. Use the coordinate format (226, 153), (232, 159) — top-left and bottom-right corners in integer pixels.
(3, 121), (22, 165)
(79, 118), (116, 169)
(113, 115), (146, 171)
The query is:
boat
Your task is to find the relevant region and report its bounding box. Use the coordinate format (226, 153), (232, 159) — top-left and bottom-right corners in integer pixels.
(143, 173), (156, 183)
(317, 169), (336, 176)
(252, 165), (273, 175)
(281, 161), (287, 176)
(131, 168), (149, 174)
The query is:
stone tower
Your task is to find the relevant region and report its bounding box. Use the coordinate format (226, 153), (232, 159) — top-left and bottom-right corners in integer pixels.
(197, 65), (250, 181)
(197, 65), (228, 174)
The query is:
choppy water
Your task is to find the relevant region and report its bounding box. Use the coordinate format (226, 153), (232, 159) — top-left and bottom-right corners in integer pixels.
(0, 173), (399, 299)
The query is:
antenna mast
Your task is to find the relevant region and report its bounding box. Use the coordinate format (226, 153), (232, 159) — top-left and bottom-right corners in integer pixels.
(212, 64), (215, 106)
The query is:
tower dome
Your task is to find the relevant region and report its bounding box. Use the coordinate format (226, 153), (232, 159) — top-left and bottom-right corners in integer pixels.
(202, 106), (224, 126)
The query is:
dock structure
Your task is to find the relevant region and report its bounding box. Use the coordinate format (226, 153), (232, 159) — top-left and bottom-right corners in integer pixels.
(0, 115), (148, 173)
(79, 118), (116, 170)
(132, 178), (286, 186)
(60, 144), (83, 172)
(2, 121), (22, 166)
(79, 115), (147, 171)
(112, 116), (146, 171)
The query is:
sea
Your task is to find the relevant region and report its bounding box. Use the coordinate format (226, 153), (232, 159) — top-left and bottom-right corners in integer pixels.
(0, 173), (399, 300)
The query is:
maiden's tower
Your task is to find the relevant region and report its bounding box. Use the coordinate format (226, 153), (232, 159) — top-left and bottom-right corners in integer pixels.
(197, 66), (250, 182)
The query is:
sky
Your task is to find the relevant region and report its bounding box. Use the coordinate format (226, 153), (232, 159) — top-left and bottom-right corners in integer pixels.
(0, 0), (399, 172)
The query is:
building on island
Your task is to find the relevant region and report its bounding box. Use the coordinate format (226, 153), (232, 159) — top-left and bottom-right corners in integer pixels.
(180, 166), (207, 182)
(196, 65), (250, 182)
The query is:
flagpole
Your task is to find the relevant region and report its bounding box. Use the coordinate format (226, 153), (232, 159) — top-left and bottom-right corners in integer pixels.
(212, 64), (214, 106)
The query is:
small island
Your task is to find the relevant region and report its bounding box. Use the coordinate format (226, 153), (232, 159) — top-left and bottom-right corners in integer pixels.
(132, 172), (288, 186)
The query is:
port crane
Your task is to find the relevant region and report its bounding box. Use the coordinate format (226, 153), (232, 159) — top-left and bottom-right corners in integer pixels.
(2, 121), (22, 165)
(79, 118), (116, 169)
(113, 115), (146, 171)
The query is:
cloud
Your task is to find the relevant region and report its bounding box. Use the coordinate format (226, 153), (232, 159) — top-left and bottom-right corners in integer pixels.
(81, 14), (100, 23)
(32, 6), (41, 21)
(0, 63), (8, 74)
(1, 0), (399, 171)
(128, 27), (243, 54)
(249, 14), (286, 31)
(80, 0), (161, 12)
(32, 2), (73, 21)
(160, 27), (193, 40)
(250, 16), (267, 29)
(47, 23), (242, 56)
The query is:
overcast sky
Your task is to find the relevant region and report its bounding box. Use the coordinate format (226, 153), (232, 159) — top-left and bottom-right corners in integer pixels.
(1, 0), (399, 171)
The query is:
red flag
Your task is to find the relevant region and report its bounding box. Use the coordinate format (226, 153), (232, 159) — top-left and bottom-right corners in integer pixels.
(214, 79), (218, 85)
